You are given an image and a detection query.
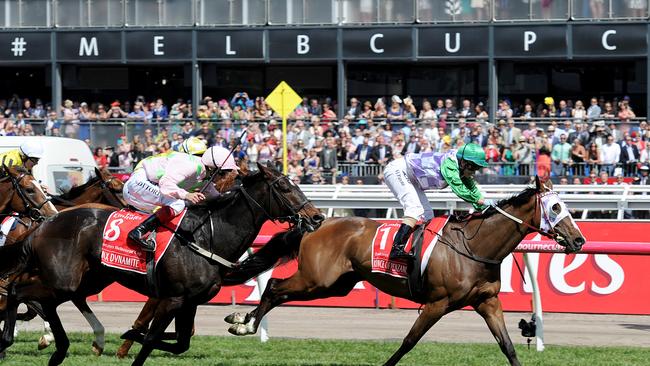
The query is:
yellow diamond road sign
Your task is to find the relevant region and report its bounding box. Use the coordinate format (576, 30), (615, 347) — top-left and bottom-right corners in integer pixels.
(265, 81), (302, 120)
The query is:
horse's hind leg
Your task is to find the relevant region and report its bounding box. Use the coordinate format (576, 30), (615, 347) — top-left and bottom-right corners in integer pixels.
(117, 297), (160, 359)
(228, 272), (361, 336)
(474, 296), (521, 366)
(383, 300), (447, 366)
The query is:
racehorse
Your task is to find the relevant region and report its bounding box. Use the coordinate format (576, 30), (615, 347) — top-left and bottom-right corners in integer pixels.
(2, 167), (240, 356)
(0, 163), (324, 366)
(115, 166), (245, 358)
(0, 164), (57, 222)
(223, 176), (585, 366)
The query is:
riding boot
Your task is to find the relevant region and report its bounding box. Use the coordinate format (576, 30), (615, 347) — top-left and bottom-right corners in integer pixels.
(389, 224), (415, 260)
(128, 214), (160, 252)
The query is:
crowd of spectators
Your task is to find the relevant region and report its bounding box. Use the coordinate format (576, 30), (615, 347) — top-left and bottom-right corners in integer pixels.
(0, 93), (649, 188)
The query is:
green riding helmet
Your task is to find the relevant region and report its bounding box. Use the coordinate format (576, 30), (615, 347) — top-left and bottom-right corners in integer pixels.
(456, 143), (488, 168)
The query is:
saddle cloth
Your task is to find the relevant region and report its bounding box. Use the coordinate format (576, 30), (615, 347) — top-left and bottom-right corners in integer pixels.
(101, 208), (186, 274)
(371, 216), (449, 279)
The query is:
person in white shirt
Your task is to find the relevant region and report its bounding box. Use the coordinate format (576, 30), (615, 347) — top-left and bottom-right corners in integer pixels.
(599, 135), (621, 175)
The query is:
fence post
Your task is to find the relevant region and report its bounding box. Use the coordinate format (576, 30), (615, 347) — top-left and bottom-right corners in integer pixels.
(523, 252), (545, 351)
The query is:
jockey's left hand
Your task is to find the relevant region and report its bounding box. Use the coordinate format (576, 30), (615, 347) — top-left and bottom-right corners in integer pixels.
(482, 198), (496, 207)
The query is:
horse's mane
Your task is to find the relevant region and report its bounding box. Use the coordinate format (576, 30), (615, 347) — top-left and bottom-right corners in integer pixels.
(452, 187), (538, 221)
(58, 173), (101, 199)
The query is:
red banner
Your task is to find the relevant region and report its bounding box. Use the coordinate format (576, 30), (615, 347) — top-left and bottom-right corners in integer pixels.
(96, 221), (650, 315)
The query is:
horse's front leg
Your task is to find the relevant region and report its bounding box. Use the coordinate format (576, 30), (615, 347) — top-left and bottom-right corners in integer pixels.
(474, 295), (521, 366)
(117, 297), (161, 359)
(383, 300), (447, 366)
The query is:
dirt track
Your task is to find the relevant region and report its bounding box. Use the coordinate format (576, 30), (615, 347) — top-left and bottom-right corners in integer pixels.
(15, 302), (650, 348)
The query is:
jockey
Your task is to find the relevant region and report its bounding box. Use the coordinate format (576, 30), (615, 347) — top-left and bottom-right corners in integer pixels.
(123, 138), (238, 251)
(383, 143), (492, 260)
(0, 140), (45, 173)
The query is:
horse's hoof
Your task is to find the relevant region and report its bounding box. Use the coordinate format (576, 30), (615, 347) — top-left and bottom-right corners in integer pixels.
(228, 324), (250, 336)
(116, 343), (131, 359)
(224, 312), (247, 324)
(91, 341), (103, 357)
(37, 336), (50, 350)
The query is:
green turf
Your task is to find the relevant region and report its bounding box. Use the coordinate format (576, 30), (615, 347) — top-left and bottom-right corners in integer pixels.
(0, 332), (647, 365)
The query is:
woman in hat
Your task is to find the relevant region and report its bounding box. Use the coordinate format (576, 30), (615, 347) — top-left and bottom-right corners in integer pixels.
(383, 143), (492, 260)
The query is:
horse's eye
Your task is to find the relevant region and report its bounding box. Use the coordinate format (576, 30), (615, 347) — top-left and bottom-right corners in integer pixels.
(551, 203), (561, 215)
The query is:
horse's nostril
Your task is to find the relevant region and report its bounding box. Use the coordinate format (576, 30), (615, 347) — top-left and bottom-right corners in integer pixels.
(313, 214), (325, 223)
(575, 237), (585, 246)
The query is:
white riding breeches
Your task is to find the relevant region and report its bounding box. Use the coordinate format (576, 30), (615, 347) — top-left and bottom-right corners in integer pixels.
(383, 158), (433, 221)
(123, 169), (186, 215)
(0, 216), (16, 247)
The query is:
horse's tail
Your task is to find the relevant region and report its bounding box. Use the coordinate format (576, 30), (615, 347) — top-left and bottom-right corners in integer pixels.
(0, 240), (32, 278)
(222, 228), (303, 286)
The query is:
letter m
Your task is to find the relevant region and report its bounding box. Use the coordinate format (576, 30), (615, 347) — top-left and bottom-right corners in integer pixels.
(79, 37), (99, 56)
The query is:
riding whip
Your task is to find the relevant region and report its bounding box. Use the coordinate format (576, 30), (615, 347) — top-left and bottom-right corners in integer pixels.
(199, 129), (248, 194)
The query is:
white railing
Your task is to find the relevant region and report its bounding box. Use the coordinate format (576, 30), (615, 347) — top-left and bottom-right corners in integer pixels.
(300, 184), (650, 220)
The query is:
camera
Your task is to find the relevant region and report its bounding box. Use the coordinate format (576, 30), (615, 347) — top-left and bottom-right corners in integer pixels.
(518, 315), (536, 338)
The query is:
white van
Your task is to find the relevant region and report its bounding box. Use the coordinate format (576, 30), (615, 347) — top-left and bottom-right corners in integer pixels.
(0, 136), (97, 194)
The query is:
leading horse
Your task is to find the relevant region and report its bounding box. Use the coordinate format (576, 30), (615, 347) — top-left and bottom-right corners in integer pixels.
(0, 163), (323, 366)
(223, 176), (585, 366)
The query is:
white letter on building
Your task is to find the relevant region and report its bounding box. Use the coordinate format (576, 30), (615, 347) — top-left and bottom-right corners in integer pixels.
(370, 33), (384, 54)
(524, 31), (537, 52)
(602, 30), (617, 51)
(226, 36), (236, 55)
(445, 33), (460, 53)
(154, 36), (165, 56)
(79, 37), (98, 56)
(297, 34), (310, 55)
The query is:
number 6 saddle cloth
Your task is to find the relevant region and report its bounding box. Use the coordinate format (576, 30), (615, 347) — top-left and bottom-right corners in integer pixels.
(371, 217), (449, 279)
(101, 208), (187, 274)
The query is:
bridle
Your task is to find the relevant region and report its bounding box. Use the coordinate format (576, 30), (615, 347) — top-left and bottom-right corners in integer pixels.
(3, 171), (52, 221)
(238, 173), (313, 231)
(97, 174), (127, 208)
(492, 191), (559, 241)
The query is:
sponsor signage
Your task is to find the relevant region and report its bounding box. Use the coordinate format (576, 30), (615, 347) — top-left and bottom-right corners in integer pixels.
(1, 25), (645, 63)
(342, 28), (412, 59)
(99, 221), (650, 315)
(197, 30), (264, 60)
(418, 26), (488, 58)
(0, 32), (50, 61)
(268, 29), (337, 59)
(494, 25), (567, 58)
(57, 31), (121, 61)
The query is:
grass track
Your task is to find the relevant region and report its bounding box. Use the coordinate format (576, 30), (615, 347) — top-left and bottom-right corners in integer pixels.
(1, 332), (648, 365)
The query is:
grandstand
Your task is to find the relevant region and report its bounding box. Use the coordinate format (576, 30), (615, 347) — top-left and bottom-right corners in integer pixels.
(0, 0), (648, 186)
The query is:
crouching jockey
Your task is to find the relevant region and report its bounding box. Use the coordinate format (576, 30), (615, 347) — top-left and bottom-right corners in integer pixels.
(0, 140), (45, 174)
(123, 137), (238, 251)
(383, 143), (492, 260)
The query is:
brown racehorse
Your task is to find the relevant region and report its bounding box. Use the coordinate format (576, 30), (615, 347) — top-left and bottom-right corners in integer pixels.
(0, 163), (323, 366)
(50, 167), (126, 210)
(223, 176), (585, 366)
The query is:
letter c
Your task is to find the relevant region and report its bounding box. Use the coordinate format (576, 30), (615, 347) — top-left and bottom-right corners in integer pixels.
(602, 30), (616, 51)
(370, 33), (384, 54)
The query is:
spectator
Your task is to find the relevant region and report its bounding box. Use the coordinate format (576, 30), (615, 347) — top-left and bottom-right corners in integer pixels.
(402, 133), (421, 155)
(373, 98), (387, 120)
(601, 102), (616, 119)
(307, 98), (322, 117)
(321, 103), (337, 123)
(514, 136), (534, 176)
(370, 135), (392, 165)
(501, 145), (516, 176)
(457, 99), (473, 118)
(355, 137), (373, 163)
(93, 147), (108, 169)
(587, 98), (601, 120)
(387, 95), (404, 121)
(640, 141), (650, 164)
(586, 143), (601, 172)
(620, 135), (640, 175)
(359, 100), (374, 120)
(319, 137), (338, 181)
(403, 97), (417, 119)
(570, 138), (587, 176)
(600, 134), (621, 174)
(504, 118), (522, 147)
(346, 97), (361, 120)
(108, 101), (127, 119)
(521, 103), (536, 119)
(618, 100), (636, 121)
(557, 100), (572, 118)
(496, 100), (513, 119)
(419, 99), (436, 121)
(537, 147), (552, 180)
(62, 99), (79, 138)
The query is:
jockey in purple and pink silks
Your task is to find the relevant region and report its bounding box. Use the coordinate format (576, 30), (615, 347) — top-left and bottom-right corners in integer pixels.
(123, 138), (238, 251)
(383, 143), (493, 260)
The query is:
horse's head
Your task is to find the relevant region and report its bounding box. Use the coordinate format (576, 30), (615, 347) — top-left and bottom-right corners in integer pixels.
(535, 176), (585, 254)
(241, 162), (324, 232)
(95, 167), (127, 207)
(1, 164), (58, 220)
